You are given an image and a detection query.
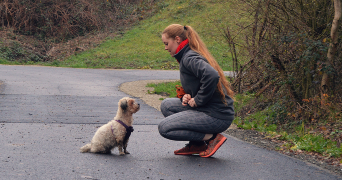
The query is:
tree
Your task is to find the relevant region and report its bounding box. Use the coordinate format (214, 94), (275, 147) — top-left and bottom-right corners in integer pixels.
(321, 0), (341, 94)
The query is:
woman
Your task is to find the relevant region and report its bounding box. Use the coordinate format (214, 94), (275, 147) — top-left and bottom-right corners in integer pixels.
(158, 24), (235, 158)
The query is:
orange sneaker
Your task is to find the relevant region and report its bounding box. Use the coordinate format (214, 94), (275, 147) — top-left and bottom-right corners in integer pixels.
(174, 143), (207, 155)
(199, 134), (227, 158)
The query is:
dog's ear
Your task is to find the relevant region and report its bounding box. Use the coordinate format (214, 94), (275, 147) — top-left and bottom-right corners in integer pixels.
(120, 99), (128, 111)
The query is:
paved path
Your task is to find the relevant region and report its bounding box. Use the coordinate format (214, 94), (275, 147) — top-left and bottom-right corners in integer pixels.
(0, 65), (340, 180)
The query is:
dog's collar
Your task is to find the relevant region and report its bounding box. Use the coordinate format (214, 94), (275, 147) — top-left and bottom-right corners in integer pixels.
(115, 120), (134, 143)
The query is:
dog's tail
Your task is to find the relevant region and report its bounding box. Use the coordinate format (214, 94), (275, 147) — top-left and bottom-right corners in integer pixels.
(80, 143), (91, 153)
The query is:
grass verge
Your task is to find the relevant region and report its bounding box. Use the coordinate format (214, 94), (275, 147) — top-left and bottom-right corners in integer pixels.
(234, 93), (342, 160)
(146, 80), (181, 99)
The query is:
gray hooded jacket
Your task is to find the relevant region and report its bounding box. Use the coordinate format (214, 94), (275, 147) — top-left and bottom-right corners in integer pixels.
(174, 44), (234, 121)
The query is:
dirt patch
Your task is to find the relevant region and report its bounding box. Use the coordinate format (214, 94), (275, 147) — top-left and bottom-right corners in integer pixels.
(120, 79), (342, 177)
(119, 80), (179, 111)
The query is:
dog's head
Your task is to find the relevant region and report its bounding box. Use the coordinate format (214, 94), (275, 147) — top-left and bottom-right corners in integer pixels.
(119, 97), (140, 114)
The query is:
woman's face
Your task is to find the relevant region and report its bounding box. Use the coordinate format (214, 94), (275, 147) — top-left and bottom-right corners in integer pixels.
(162, 34), (180, 57)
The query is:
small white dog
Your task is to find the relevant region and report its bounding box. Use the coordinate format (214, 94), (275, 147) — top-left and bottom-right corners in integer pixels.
(80, 97), (140, 155)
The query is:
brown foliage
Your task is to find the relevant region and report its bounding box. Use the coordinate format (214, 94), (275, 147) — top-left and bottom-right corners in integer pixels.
(228, 0), (342, 127)
(0, 0), (156, 62)
(0, 0), (145, 40)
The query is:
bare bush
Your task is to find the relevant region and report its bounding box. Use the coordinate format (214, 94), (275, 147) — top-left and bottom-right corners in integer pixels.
(0, 0), (156, 62)
(0, 0), (148, 41)
(229, 0), (341, 128)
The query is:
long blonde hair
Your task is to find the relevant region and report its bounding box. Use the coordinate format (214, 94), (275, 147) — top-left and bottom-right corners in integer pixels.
(162, 24), (234, 102)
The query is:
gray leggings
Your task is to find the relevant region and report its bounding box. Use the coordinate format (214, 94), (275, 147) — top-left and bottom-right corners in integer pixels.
(158, 98), (232, 141)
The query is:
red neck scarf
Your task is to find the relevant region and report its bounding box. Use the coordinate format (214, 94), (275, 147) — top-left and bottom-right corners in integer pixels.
(175, 39), (189, 54)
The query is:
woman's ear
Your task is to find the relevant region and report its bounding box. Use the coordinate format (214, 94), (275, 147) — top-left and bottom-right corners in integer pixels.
(175, 36), (182, 44)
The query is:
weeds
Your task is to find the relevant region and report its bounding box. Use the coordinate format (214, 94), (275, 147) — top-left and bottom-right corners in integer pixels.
(0, 40), (48, 63)
(291, 134), (342, 158)
(0, 42), (24, 61)
(234, 93), (342, 159)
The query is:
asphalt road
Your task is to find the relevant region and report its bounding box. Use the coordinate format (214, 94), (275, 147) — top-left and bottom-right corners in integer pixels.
(0, 65), (340, 180)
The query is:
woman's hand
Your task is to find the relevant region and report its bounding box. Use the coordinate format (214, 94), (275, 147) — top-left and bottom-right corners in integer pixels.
(188, 98), (197, 107)
(182, 94), (191, 106)
(182, 94), (197, 107)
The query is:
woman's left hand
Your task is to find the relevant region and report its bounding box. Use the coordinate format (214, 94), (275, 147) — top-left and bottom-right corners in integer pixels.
(188, 98), (197, 107)
(182, 94), (191, 106)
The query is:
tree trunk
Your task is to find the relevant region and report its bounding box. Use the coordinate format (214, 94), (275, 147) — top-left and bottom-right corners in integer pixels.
(321, 0), (341, 91)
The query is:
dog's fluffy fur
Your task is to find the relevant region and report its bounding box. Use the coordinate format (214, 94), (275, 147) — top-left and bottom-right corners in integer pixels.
(80, 97), (140, 155)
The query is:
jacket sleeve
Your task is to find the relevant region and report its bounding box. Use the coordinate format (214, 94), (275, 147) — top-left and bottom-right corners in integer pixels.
(183, 54), (220, 107)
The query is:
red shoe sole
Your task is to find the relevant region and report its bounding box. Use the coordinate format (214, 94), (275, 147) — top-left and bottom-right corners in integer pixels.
(200, 136), (227, 158)
(174, 152), (202, 155)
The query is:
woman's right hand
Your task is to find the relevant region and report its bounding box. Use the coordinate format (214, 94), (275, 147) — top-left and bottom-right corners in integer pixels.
(182, 94), (191, 106)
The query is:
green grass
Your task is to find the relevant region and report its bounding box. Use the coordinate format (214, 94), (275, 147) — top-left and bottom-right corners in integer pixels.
(146, 80), (181, 98)
(44, 0), (249, 70)
(233, 93), (342, 158)
(291, 134), (342, 158)
(147, 77), (233, 100)
(0, 58), (19, 65)
(234, 93), (256, 112)
(0, 58), (8, 64)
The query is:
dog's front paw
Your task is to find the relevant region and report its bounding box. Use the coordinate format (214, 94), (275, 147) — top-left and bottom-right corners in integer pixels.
(119, 152), (126, 156)
(124, 150), (130, 154)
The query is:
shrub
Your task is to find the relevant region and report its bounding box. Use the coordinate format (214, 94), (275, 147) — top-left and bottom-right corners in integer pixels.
(0, 0), (152, 41)
(228, 0), (341, 130)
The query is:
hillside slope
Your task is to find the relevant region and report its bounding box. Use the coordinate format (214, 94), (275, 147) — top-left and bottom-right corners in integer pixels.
(58, 0), (248, 70)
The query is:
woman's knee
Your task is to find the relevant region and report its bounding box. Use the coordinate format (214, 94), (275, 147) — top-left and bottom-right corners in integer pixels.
(158, 120), (168, 137)
(160, 99), (169, 116)
(160, 98), (178, 117)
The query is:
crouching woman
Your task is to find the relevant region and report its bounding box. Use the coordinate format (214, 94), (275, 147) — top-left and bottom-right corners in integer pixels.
(158, 24), (235, 158)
